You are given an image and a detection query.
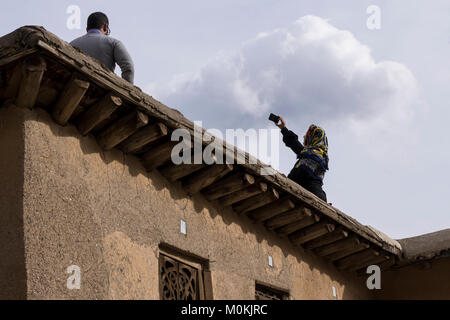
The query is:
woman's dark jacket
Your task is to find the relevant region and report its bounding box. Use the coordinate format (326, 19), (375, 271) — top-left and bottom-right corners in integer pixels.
(281, 127), (328, 186)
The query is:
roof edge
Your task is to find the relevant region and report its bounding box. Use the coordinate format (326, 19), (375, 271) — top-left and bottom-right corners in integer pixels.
(397, 228), (450, 261)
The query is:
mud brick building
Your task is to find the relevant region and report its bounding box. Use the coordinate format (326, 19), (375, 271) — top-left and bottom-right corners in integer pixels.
(0, 26), (449, 300)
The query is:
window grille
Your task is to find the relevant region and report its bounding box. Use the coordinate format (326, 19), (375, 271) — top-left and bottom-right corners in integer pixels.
(159, 253), (203, 300)
(255, 282), (289, 300)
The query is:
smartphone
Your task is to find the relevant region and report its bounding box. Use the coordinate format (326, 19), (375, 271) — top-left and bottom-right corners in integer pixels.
(269, 113), (280, 123)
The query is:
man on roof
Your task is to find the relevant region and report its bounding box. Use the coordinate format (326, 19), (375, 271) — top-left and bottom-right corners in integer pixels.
(274, 115), (329, 202)
(70, 12), (135, 84)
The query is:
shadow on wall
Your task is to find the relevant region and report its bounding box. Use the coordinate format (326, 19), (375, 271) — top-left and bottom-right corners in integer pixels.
(374, 257), (450, 300)
(0, 106), (27, 299)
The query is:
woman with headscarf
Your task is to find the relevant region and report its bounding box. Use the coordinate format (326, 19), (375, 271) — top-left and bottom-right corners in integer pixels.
(274, 116), (329, 202)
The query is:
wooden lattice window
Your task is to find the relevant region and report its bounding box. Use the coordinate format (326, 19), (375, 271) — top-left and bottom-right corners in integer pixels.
(255, 282), (289, 300)
(159, 253), (206, 300)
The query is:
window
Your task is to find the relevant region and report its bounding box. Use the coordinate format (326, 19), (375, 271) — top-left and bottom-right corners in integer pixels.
(159, 246), (210, 300)
(255, 282), (289, 300)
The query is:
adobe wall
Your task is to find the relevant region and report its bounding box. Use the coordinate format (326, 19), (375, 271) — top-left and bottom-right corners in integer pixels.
(10, 105), (373, 299)
(376, 257), (450, 299)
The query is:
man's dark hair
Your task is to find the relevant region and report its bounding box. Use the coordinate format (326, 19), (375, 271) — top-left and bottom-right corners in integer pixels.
(87, 12), (109, 30)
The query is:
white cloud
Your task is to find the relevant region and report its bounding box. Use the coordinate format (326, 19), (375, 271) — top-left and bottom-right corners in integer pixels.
(147, 15), (423, 158)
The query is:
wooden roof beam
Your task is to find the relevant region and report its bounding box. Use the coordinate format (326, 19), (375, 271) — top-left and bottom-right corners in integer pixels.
(232, 187), (279, 214)
(289, 222), (335, 246)
(52, 73), (90, 125)
(334, 248), (380, 270)
(142, 140), (187, 171)
(264, 206), (313, 230)
(76, 93), (122, 135)
(314, 236), (360, 257)
(15, 56), (46, 109)
(248, 198), (295, 222)
(160, 162), (206, 181)
(97, 110), (148, 150)
(183, 164), (234, 194)
(217, 182), (268, 207)
(275, 214), (320, 236)
(326, 242), (370, 262)
(303, 228), (349, 250)
(120, 122), (168, 153)
(202, 172), (255, 201)
(347, 254), (391, 272)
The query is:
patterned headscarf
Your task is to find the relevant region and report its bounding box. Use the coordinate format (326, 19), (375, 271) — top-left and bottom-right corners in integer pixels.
(301, 124), (329, 170)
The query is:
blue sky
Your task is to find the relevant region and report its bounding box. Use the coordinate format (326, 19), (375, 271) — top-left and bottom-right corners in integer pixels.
(2, 0), (449, 239)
